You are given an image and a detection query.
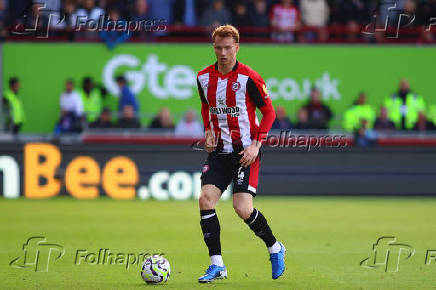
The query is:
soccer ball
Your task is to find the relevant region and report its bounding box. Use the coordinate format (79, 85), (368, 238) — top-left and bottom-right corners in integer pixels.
(140, 255), (171, 284)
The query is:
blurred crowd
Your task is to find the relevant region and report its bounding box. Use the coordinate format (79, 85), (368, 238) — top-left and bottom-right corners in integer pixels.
(271, 78), (436, 146)
(2, 75), (205, 137)
(1, 0), (435, 43)
(3, 75), (436, 145)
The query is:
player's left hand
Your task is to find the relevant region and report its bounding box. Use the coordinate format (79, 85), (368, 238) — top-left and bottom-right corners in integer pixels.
(239, 141), (261, 167)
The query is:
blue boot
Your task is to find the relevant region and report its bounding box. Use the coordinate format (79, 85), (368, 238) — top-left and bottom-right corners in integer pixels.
(270, 242), (286, 279)
(198, 264), (227, 283)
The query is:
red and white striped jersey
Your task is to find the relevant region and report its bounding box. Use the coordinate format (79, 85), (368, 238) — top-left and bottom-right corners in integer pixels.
(197, 61), (276, 153)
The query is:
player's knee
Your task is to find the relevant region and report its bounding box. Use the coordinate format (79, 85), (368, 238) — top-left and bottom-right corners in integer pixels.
(233, 203), (252, 220)
(199, 194), (216, 210)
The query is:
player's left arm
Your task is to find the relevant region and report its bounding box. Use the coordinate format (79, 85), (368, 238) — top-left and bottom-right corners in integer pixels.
(239, 75), (276, 167)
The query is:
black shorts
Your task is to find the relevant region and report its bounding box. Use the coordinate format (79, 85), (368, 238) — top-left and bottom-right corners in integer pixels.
(200, 151), (261, 197)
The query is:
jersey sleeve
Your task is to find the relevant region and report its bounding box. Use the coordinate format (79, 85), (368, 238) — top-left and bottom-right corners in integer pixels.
(197, 77), (211, 131)
(247, 74), (276, 143)
(197, 78), (208, 104)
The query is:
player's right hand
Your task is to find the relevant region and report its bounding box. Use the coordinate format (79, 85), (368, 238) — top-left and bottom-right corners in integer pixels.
(205, 130), (216, 153)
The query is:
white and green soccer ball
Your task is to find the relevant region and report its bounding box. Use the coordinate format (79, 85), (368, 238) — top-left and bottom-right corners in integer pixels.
(140, 255), (171, 284)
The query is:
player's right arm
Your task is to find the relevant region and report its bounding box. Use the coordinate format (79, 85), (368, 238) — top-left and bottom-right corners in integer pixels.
(197, 77), (216, 152)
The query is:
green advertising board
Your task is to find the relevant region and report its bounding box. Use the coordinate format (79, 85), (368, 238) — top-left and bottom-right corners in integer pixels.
(3, 43), (436, 133)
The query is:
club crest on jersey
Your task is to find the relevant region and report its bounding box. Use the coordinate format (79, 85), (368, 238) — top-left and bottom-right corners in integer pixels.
(232, 82), (241, 91)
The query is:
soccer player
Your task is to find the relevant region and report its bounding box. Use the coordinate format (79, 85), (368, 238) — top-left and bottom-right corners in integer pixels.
(196, 25), (285, 283)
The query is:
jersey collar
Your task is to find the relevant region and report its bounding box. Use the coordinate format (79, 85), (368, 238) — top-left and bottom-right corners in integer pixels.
(214, 60), (239, 78)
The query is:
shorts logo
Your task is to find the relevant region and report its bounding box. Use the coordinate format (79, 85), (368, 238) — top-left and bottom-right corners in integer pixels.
(237, 167), (245, 185)
(232, 82), (241, 92)
(202, 165), (209, 173)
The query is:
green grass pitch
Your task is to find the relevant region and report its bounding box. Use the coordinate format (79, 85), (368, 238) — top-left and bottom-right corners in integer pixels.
(1, 197), (436, 289)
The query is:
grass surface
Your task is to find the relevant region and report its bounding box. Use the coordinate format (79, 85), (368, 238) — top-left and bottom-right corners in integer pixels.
(1, 197), (436, 289)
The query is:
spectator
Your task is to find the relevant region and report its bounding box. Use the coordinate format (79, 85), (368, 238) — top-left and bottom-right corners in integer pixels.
(7, 1), (28, 29)
(301, 0), (329, 27)
(0, 0), (8, 40)
(90, 107), (113, 128)
(333, 0), (374, 41)
(116, 75), (139, 115)
(149, 107), (175, 129)
(301, 87), (332, 129)
(38, 0), (61, 12)
(130, 0), (150, 21)
(60, 79), (83, 118)
(116, 105), (141, 128)
(148, 0), (175, 35)
(38, 0), (61, 26)
(249, 0), (269, 32)
(293, 108), (311, 129)
(99, 8), (130, 50)
(300, 0), (329, 42)
(272, 106), (292, 130)
(374, 106), (396, 131)
(333, 0), (372, 25)
(354, 119), (377, 147)
(416, 0), (436, 26)
(79, 77), (104, 124)
(72, 0), (105, 37)
(3, 77), (25, 134)
(24, 2), (48, 34)
(416, 0), (436, 42)
(342, 92), (376, 132)
(413, 111), (435, 132)
(130, 0), (152, 40)
(174, 0), (205, 27)
(175, 109), (203, 137)
(73, 0), (104, 24)
(54, 111), (82, 134)
(50, 0), (77, 41)
(384, 79), (425, 130)
(232, 2), (252, 28)
(200, 0), (232, 29)
(270, 0), (300, 43)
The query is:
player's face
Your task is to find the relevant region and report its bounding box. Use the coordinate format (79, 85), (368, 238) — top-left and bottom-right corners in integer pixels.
(213, 36), (239, 66)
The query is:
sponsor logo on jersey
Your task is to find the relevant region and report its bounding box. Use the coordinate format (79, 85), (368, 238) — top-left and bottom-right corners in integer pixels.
(210, 106), (240, 117)
(202, 165), (209, 173)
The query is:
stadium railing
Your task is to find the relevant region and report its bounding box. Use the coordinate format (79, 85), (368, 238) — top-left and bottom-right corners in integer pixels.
(5, 25), (436, 44)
